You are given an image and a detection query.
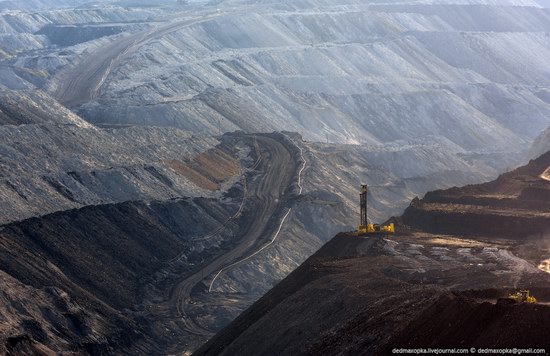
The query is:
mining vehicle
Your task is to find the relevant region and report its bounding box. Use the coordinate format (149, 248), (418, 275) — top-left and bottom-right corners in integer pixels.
(508, 290), (537, 304)
(357, 184), (395, 236)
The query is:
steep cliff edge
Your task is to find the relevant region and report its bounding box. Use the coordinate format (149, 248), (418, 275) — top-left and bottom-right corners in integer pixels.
(401, 151), (550, 238)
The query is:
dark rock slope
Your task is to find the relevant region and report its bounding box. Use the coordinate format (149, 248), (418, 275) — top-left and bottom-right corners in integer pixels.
(387, 293), (550, 351)
(196, 151), (550, 356)
(0, 197), (237, 354)
(401, 151), (550, 238)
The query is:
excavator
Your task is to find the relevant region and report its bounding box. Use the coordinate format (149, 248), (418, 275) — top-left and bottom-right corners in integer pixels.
(357, 184), (395, 236)
(508, 290), (537, 304)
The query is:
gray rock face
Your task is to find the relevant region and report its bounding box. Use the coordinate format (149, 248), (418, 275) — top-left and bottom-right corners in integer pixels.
(0, 89), (88, 125)
(530, 126), (550, 159)
(0, 0), (110, 11)
(0, 89), (222, 224)
(0, 4), (174, 74)
(299, 137), (504, 223)
(0, 6), (162, 34)
(0, 124), (221, 224)
(3, 1), (549, 158)
(66, 2), (550, 155)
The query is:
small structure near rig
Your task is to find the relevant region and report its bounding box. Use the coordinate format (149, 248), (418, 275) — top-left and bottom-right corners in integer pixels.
(357, 184), (395, 236)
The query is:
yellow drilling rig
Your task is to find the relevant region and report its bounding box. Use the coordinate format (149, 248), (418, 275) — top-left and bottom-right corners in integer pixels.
(357, 184), (395, 236)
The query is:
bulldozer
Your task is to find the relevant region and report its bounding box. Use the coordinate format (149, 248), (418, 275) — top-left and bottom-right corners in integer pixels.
(507, 290), (537, 304)
(357, 184), (395, 236)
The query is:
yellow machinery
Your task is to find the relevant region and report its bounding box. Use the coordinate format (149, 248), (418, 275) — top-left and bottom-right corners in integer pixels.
(508, 290), (537, 303)
(357, 184), (395, 236)
(358, 223), (395, 234)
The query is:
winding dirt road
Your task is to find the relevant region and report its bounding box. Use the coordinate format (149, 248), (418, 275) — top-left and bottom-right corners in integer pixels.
(163, 134), (301, 339)
(53, 11), (220, 108)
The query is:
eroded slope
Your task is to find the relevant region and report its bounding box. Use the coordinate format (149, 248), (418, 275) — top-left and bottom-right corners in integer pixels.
(402, 151), (550, 238)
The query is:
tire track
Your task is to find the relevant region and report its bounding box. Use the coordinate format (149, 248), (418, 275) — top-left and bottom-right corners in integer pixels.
(167, 135), (263, 264)
(208, 138), (307, 292)
(163, 134), (297, 337)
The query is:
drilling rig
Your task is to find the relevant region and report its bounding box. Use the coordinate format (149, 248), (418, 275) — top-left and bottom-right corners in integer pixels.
(357, 184), (395, 236)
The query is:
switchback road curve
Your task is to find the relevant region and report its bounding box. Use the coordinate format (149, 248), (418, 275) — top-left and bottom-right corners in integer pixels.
(166, 134), (301, 339)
